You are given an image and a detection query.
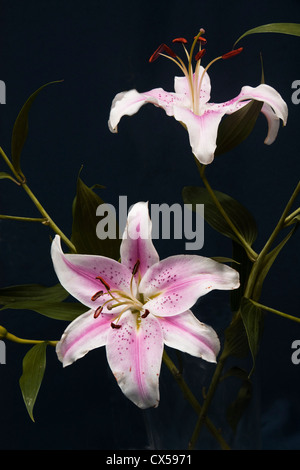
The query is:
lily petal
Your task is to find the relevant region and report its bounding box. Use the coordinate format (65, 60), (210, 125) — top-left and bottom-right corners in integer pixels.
(173, 105), (224, 164)
(120, 201), (159, 277)
(108, 87), (187, 132)
(56, 309), (112, 367)
(140, 255), (240, 316)
(106, 311), (164, 409)
(158, 310), (220, 363)
(51, 235), (134, 309)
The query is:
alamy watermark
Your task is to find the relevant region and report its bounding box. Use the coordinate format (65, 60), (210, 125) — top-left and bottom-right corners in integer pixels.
(0, 80), (6, 104)
(96, 196), (205, 251)
(291, 340), (300, 364)
(0, 341), (6, 364)
(291, 80), (300, 105)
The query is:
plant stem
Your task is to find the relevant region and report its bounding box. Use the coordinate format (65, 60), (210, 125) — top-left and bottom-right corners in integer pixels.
(244, 180), (300, 298)
(188, 353), (227, 450)
(162, 350), (230, 450)
(0, 146), (76, 253)
(197, 162), (258, 261)
(0, 214), (48, 223)
(1, 327), (57, 347)
(250, 300), (300, 323)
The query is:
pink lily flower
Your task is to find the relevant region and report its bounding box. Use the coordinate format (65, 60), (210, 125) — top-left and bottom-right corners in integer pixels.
(108, 32), (288, 165)
(52, 202), (239, 409)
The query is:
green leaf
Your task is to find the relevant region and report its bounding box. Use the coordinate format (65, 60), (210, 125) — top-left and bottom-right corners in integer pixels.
(19, 342), (47, 421)
(0, 171), (19, 183)
(252, 224), (298, 299)
(234, 23), (300, 47)
(71, 176), (120, 259)
(215, 100), (263, 157)
(182, 186), (257, 246)
(11, 80), (63, 178)
(240, 297), (264, 375)
(230, 241), (254, 313)
(0, 283), (68, 304)
(226, 379), (252, 432)
(0, 283), (85, 321)
(222, 313), (250, 359)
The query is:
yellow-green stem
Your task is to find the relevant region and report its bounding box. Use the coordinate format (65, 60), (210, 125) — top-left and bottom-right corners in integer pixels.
(162, 350), (230, 450)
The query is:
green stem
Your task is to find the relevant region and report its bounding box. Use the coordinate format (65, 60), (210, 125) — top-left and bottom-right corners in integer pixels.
(245, 180), (300, 298)
(0, 146), (76, 253)
(162, 351), (230, 450)
(250, 300), (300, 323)
(0, 214), (48, 223)
(188, 353), (227, 450)
(284, 206), (300, 226)
(1, 326), (57, 347)
(197, 162), (258, 262)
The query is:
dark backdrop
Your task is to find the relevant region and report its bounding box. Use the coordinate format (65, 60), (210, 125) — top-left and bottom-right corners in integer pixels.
(0, 0), (299, 450)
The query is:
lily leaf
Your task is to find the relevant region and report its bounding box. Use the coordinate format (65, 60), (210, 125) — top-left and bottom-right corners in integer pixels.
(252, 224), (298, 299)
(226, 379), (252, 433)
(71, 176), (121, 259)
(0, 171), (20, 183)
(240, 297), (264, 375)
(234, 23), (300, 47)
(0, 283), (68, 304)
(222, 313), (250, 360)
(0, 283), (85, 320)
(182, 186), (257, 246)
(215, 100), (263, 157)
(11, 80), (63, 178)
(19, 342), (47, 421)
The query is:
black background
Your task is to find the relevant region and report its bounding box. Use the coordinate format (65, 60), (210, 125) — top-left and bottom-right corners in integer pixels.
(0, 0), (299, 450)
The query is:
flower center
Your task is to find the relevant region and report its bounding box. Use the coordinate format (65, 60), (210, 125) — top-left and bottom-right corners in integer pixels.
(91, 260), (148, 329)
(149, 29), (243, 116)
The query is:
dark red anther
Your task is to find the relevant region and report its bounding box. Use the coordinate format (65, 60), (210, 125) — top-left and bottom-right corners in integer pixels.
(195, 49), (206, 61)
(94, 306), (103, 318)
(149, 43), (176, 63)
(96, 276), (110, 291)
(141, 309), (150, 319)
(132, 259), (140, 276)
(222, 47), (243, 60)
(172, 37), (188, 44)
(91, 290), (104, 301)
(194, 36), (207, 45)
(111, 322), (122, 329)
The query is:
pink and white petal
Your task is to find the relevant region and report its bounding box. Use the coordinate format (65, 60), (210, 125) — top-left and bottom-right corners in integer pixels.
(108, 87), (187, 133)
(106, 311), (164, 409)
(214, 83), (288, 125)
(51, 235), (134, 309)
(56, 308), (113, 367)
(120, 202), (159, 277)
(260, 103), (280, 144)
(173, 105), (224, 164)
(140, 255), (239, 317)
(158, 310), (220, 363)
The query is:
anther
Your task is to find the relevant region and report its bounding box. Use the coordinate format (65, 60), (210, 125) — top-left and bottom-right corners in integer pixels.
(91, 290), (104, 301)
(111, 322), (122, 329)
(149, 43), (176, 63)
(141, 309), (150, 319)
(222, 47), (243, 60)
(94, 306), (103, 318)
(172, 37), (188, 44)
(195, 49), (206, 61)
(132, 259), (140, 276)
(194, 36), (207, 44)
(96, 276), (110, 291)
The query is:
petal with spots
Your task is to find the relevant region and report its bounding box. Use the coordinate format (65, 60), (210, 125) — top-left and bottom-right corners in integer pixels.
(120, 201), (159, 277)
(140, 255), (240, 316)
(158, 310), (220, 363)
(106, 311), (164, 409)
